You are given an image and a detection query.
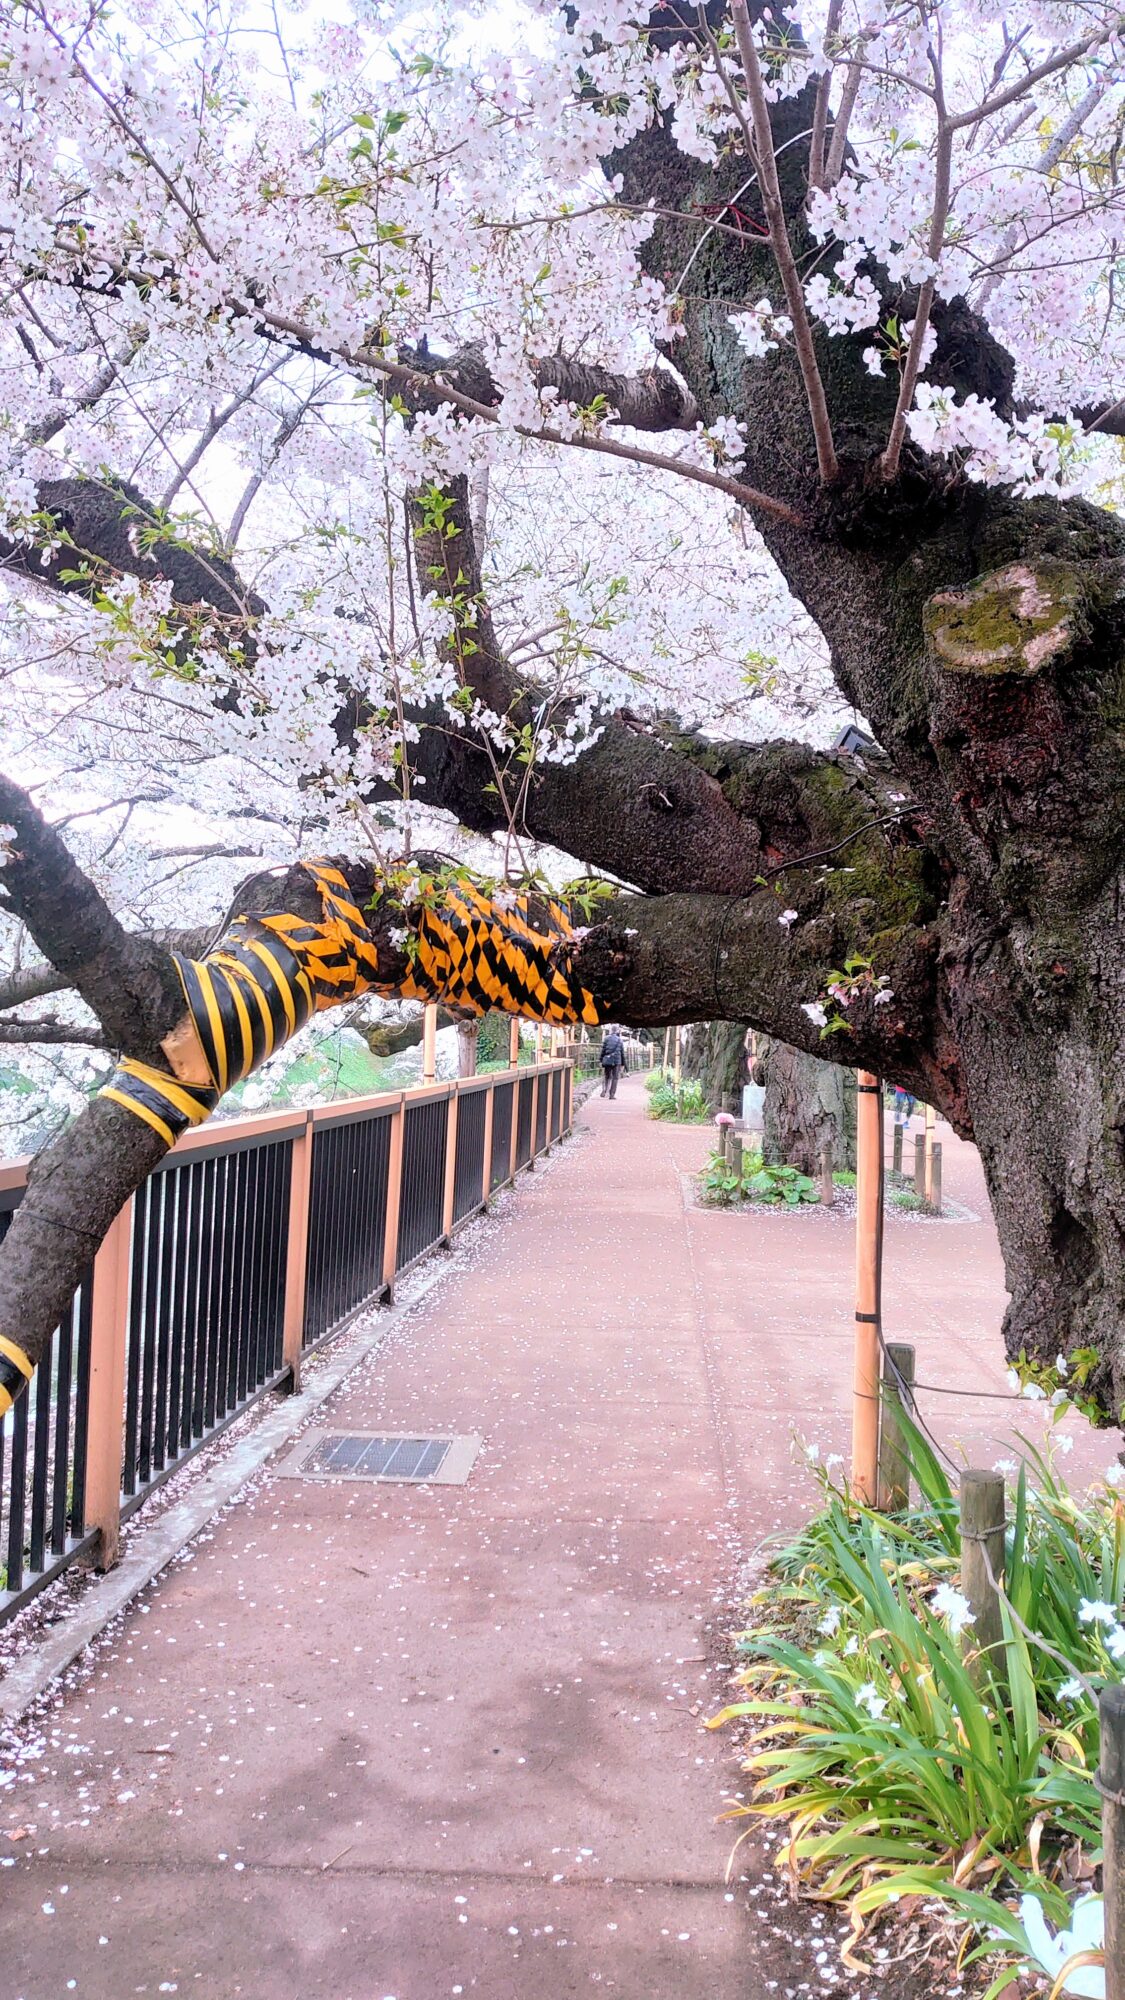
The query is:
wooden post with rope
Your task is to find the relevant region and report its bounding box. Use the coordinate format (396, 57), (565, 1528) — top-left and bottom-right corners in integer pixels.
(508, 1017), (520, 1068)
(960, 1471), (1005, 1682)
(851, 1069), (883, 1505)
(878, 1342), (915, 1513)
(422, 1003), (437, 1085)
(1100, 1684), (1125, 2000)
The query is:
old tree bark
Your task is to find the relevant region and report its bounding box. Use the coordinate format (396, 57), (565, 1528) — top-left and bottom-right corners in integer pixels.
(2, 4), (1125, 1418)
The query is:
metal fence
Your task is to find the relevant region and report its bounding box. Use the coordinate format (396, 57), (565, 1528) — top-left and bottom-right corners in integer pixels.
(0, 1059), (573, 1623)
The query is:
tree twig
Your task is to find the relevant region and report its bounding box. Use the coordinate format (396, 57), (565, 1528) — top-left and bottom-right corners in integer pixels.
(727, 0), (840, 483)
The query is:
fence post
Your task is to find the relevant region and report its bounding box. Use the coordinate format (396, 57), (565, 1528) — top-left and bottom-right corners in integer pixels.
(914, 1131), (926, 1197)
(543, 1068), (554, 1153)
(281, 1114), (314, 1391)
(730, 1133), (743, 1196)
(1100, 1685), (1125, 2000)
(892, 1122), (903, 1176)
(381, 1095), (406, 1302)
(924, 1102), (936, 1202)
(528, 1067), (541, 1170)
(441, 1085), (460, 1241)
(960, 1470), (1005, 1678)
(818, 1140), (834, 1207)
(930, 1142), (943, 1215)
(83, 1200), (133, 1569)
(481, 1081), (495, 1205)
(851, 1070), (884, 1505)
(422, 1004), (438, 1085)
(508, 1017), (520, 1067)
(878, 1342), (915, 1513)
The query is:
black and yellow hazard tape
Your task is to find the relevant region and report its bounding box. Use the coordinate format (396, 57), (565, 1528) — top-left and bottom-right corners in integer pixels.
(0, 1333), (34, 1419)
(396, 881), (600, 1025)
(0, 862), (600, 1419)
(97, 860), (597, 1151)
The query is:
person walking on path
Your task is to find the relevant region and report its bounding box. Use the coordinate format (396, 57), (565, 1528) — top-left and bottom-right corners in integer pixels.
(599, 1026), (625, 1098)
(894, 1086), (916, 1126)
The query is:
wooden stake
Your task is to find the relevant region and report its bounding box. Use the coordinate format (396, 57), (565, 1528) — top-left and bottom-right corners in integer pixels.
(509, 1016), (520, 1068)
(878, 1342), (915, 1513)
(422, 1003), (437, 1085)
(892, 1122), (903, 1176)
(960, 1470), (1005, 1681)
(930, 1141), (943, 1216)
(924, 1101), (936, 1204)
(280, 1114), (313, 1391)
(673, 1027), (682, 1089)
(1100, 1684), (1125, 2000)
(662, 1025), (672, 1070)
(83, 1201), (133, 1569)
(818, 1140), (834, 1207)
(851, 1069), (883, 1506)
(914, 1130), (926, 1197)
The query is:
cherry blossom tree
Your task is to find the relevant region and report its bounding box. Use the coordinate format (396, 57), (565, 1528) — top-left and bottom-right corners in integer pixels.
(2, 0), (1125, 1411)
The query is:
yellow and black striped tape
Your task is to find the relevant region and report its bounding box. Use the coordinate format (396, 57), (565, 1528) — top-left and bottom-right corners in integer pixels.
(0, 864), (600, 1417)
(397, 882), (600, 1025)
(97, 863), (377, 1144)
(0, 1333), (34, 1419)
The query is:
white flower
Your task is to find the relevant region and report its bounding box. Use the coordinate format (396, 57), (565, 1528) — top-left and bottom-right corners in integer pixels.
(778, 909), (798, 929)
(1018, 1893), (1104, 1999)
(1079, 1599), (1119, 1628)
(994, 1458), (1017, 1476)
(1006, 1369), (1021, 1393)
(1106, 1625), (1125, 1660)
(844, 1636), (859, 1657)
(931, 1583), (975, 1637)
(1022, 1382), (1047, 1401)
(1054, 1430), (1075, 1452)
(855, 1682), (888, 1719)
(1059, 1678), (1086, 1704)
(862, 345), (884, 377)
(801, 1001), (828, 1028)
(872, 987), (894, 1006)
(1106, 1465), (1124, 1489)
(818, 1606), (841, 1636)
(1056, 1354), (1069, 1379)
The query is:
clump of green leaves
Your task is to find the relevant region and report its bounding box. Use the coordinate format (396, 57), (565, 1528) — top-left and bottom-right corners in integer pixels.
(710, 1417), (1125, 1990)
(644, 1071), (710, 1123)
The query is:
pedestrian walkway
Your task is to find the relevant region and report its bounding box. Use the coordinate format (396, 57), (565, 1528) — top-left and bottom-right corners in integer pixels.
(0, 1079), (1102, 1999)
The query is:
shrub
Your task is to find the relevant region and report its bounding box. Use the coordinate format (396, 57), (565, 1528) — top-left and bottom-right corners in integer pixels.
(710, 1417), (1124, 1988)
(744, 1162), (819, 1206)
(646, 1075), (710, 1122)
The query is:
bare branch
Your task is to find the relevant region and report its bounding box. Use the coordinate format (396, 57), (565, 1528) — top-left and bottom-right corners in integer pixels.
(28, 327), (149, 448)
(727, 0), (839, 482)
(0, 1015), (110, 1049)
(946, 20), (1122, 134)
(159, 354), (288, 512)
(807, 0), (844, 193)
(882, 44), (954, 482)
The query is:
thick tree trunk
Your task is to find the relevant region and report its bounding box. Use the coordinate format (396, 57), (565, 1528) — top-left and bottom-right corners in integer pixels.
(757, 1041), (857, 1176)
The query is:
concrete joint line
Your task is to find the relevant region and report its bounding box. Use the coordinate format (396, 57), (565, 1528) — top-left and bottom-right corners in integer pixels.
(0, 1267), (448, 1727)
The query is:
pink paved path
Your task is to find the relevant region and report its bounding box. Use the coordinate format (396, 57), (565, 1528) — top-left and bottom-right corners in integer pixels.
(0, 1078), (1106, 1999)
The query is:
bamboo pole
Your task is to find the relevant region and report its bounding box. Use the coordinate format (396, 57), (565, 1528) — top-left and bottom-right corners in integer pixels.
(422, 1003), (438, 1085)
(662, 1025), (672, 1071)
(851, 1069), (884, 1505)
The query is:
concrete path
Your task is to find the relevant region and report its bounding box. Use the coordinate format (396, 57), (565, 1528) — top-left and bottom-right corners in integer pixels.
(0, 1079), (1107, 1999)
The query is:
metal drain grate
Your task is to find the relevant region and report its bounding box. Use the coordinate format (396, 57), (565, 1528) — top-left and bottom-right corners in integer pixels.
(276, 1429), (481, 1486)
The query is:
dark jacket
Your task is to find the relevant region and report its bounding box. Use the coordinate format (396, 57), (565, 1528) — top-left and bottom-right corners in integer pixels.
(599, 1031), (625, 1069)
